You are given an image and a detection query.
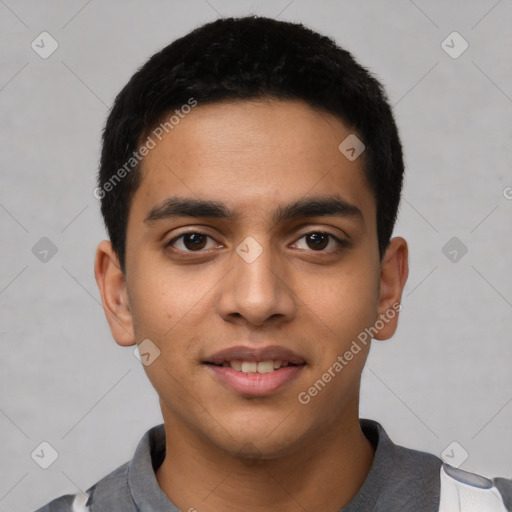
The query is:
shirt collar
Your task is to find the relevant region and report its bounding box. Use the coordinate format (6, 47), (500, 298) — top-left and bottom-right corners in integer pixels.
(127, 418), (398, 511)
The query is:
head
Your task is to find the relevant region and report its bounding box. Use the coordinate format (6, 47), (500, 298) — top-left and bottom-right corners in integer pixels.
(94, 16), (408, 458)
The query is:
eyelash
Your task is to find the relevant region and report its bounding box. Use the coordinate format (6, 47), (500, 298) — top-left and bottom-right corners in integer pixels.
(165, 230), (348, 255)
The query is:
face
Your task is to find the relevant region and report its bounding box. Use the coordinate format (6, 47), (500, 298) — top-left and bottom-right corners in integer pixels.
(96, 99), (407, 458)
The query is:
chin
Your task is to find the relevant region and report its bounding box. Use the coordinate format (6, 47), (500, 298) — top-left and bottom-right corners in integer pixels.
(213, 420), (307, 460)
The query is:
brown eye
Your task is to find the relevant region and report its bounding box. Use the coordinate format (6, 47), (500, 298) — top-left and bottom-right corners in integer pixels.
(294, 232), (346, 252)
(305, 233), (329, 250)
(167, 232), (215, 252)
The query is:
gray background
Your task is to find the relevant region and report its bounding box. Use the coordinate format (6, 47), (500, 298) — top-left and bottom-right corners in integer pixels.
(1, 0), (511, 510)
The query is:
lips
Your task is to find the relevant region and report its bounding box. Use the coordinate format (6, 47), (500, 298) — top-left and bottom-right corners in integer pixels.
(203, 345), (306, 396)
(204, 345), (306, 366)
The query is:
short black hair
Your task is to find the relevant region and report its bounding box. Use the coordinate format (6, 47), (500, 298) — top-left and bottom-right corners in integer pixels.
(97, 15), (404, 274)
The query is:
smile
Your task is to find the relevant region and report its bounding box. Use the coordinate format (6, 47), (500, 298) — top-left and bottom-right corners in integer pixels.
(210, 360), (295, 373)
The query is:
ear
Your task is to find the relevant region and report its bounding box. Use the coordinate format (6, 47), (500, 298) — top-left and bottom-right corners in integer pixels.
(374, 236), (409, 341)
(94, 240), (136, 346)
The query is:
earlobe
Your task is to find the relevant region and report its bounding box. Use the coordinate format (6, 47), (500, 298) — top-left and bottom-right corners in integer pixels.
(94, 240), (136, 347)
(374, 237), (409, 341)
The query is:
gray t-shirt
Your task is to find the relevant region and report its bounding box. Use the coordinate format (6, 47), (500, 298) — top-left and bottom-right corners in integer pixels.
(30, 418), (484, 511)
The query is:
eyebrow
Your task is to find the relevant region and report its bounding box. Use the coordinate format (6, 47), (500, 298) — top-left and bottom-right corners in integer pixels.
(143, 195), (363, 225)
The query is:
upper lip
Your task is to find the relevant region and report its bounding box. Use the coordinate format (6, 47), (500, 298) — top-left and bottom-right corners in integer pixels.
(204, 345), (306, 365)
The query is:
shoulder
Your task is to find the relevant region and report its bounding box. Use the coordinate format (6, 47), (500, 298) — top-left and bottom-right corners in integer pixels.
(385, 442), (443, 507)
(33, 492), (88, 512)
(389, 438), (512, 511)
(439, 463), (512, 511)
(33, 461), (133, 512)
(33, 424), (165, 512)
(359, 419), (512, 511)
(362, 419), (443, 487)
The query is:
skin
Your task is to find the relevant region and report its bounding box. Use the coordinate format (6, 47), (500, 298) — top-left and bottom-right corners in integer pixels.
(95, 99), (408, 512)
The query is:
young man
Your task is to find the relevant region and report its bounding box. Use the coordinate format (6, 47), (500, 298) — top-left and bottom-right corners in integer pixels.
(36, 15), (511, 512)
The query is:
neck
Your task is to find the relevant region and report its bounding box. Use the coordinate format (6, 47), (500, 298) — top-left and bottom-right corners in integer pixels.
(155, 412), (375, 512)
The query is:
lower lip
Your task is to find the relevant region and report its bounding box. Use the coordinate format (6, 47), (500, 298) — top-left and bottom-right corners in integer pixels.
(205, 364), (305, 396)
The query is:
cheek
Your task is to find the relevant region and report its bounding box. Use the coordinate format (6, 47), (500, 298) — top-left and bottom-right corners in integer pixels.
(128, 264), (198, 340)
(127, 267), (213, 387)
(299, 260), (380, 345)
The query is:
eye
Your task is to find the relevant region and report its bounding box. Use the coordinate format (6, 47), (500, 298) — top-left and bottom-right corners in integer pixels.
(165, 230), (347, 255)
(293, 232), (346, 252)
(166, 231), (218, 252)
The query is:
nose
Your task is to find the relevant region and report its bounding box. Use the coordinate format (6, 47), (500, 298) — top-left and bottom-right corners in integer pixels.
(216, 238), (297, 328)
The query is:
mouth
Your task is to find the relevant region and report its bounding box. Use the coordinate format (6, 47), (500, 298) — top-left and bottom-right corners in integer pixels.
(203, 346), (306, 396)
(205, 359), (300, 373)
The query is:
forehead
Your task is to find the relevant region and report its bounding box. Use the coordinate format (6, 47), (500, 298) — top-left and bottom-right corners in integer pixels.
(131, 99), (375, 226)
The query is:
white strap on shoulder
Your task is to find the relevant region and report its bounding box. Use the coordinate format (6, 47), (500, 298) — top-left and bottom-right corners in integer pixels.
(438, 463), (508, 512)
(72, 492), (90, 512)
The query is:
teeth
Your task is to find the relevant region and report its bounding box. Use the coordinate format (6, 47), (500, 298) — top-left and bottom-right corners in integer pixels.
(241, 361), (257, 373)
(230, 360), (242, 371)
(227, 360), (290, 373)
(257, 361), (275, 373)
